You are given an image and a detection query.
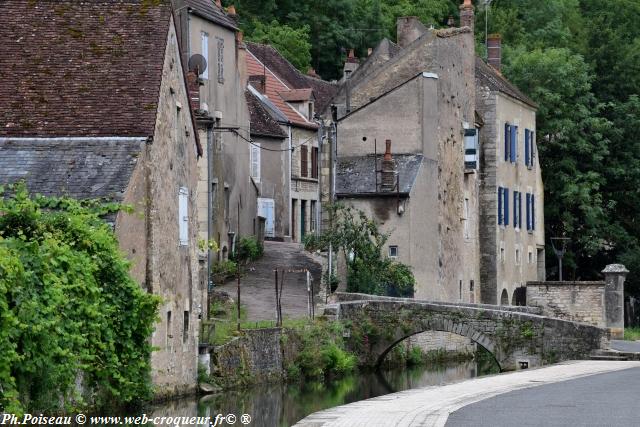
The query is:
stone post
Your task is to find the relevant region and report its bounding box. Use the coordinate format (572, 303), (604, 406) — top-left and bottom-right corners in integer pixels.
(602, 264), (629, 339)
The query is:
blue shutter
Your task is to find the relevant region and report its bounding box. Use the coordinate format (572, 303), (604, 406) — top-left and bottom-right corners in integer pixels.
(504, 124), (510, 161)
(510, 126), (517, 163)
(525, 193), (531, 230)
(519, 192), (522, 229)
(525, 129), (530, 166)
(531, 131), (535, 166)
(504, 188), (509, 226)
(513, 191), (518, 227)
(532, 194), (535, 230)
(498, 187), (503, 225)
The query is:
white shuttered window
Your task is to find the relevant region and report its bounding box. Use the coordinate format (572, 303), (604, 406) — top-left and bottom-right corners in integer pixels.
(179, 187), (189, 246)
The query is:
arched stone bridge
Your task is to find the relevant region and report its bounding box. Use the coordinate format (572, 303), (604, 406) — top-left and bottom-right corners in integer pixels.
(324, 293), (609, 371)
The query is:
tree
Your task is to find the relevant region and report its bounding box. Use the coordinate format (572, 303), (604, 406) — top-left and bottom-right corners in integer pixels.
(0, 184), (159, 414)
(248, 20), (312, 72)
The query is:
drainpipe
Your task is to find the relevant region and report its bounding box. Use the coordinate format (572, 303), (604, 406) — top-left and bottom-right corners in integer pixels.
(315, 119), (324, 236)
(288, 125), (293, 241)
(206, 125), (214, 295)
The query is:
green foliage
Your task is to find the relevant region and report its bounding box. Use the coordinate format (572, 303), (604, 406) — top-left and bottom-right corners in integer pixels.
(248, 20), (312, 72)
(305, 204), (415, 297)
(233, 236), (264, 263)
(211, 260), (238, 283)
(624, 327), (640, 341)
(0, 183), (159, 414)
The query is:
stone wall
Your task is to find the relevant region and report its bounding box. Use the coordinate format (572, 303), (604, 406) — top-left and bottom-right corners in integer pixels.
(404, 331), (476, 355)
(526, 281), (606, 327)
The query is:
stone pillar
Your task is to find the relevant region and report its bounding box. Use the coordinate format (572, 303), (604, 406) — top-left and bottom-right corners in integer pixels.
(602, 264), (628, 339)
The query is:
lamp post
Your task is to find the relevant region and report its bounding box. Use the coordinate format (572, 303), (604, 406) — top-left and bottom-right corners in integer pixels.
(484, 0), (493, 51)
(550, 237), (570, 281)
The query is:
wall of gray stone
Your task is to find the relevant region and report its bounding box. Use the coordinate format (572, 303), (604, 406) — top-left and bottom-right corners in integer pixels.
(404, 331), (476, 355)
(526, 281), (606, 327)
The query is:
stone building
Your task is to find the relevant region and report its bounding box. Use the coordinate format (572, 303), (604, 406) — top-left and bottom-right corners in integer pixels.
(476, 37), (545, 305)
(329, 18), (480, 302)
(245, 43), (336, 242)
(0, 1), (203, 396)
(173, 0), (255, 268)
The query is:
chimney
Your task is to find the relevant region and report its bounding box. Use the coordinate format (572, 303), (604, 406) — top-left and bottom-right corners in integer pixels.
(186, 70), (200, 111)
(227, 5), (236, 17)
(459, 0), (474, 32)
(367, 47), (373, 56)
(381, 139), (397, 192)
(396, 17), (428, 48)
(447, 15), (455, 27)
(307, 67), (320, 78)
(249, 75), (266, 94)
(343, 49), (359, 78)
(487, 34), (502, 72)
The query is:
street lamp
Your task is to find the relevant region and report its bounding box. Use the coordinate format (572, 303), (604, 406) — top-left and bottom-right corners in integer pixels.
(484, 0), (493, 51)
(550, 237), (571, 281)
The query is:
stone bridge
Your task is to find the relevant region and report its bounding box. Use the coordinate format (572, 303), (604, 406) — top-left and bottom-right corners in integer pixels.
(323, 293), (610, 371)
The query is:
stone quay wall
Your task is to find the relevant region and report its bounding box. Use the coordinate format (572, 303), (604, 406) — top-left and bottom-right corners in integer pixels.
(526, 281), (606, 327)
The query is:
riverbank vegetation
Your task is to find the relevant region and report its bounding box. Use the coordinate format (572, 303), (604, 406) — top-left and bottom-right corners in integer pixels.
(0, 184), (159, 415)
(624, 327), (640, 341)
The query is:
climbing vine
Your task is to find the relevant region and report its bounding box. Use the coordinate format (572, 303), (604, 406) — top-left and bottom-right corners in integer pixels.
(0, 183), (159, 414)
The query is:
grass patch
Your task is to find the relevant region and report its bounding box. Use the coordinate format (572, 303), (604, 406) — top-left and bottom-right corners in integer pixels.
(624, 327), (640, 341)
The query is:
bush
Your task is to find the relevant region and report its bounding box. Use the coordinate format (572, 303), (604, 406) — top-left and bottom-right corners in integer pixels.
(0, 183), (159, 414)
(211, 260), (238, 283)
(234, 236), (263, 263)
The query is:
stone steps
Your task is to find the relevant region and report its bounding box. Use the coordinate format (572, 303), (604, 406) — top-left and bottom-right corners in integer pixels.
(590, 354), (629, 361)
(590, 349), (640, 361)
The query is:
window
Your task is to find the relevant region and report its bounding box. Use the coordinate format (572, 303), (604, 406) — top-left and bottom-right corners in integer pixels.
(459, 280), (463, 301)
(389, 245), (398, 258)
(515, 247), (521, 265)
(200, 32), (209, 80)
(300, 145), (308, 177)
(513, 191), (522, 229)
(500, 247), (505, 263)
(528, 249), (533, 264)
(470, 280), (474, 291)
(463, 197), (470, 239)
(464, 128), (479, 169)
(503, 187), (509, 226)
(178, 187), (189, 246)
(525, 129), (535, 168)
(216, 37), (224, 84)
(311, 147), (318, 179)
(166, 311), (173, 346)
(183, 311), (189, 344)
(504, 123), (511, 161)
(526, 193), (536, 232)
(498, 187), (503, 225)
(250, 143), (260, 182)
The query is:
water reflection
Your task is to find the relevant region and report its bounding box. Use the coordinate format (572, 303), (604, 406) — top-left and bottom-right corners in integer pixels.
(143, 359), (496, 427)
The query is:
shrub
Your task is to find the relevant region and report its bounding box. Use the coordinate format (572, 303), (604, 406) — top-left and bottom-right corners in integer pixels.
(234, 236), (263, 263)
(0, 183), (159, 414)
(211, 260), (238, 283)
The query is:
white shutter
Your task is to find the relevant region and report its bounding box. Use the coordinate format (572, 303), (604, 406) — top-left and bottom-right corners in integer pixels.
(179, 187), (189, 246)
(251, 143), (260, 181)
(201, 32), (209, 80)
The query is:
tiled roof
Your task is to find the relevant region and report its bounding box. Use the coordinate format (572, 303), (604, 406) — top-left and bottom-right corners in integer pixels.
(475, 57), (537, 109)
(245, 91), (286, 138)
(247, 42), (337, 116)
(0, 137), (145, 201)
(246, 51), (317, 130)
(336, 154), (423, 196)
(279, 89), (313, 102)
(0, 0), (171, 138)
(184, 0), (238, 31)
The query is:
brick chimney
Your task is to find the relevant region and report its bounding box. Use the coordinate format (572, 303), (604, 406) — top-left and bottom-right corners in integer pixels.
(447, 15), (455, 28)
(186, 70), (200, 111)
(307, 68), (320, 78)
(397, 17), (427, 48)
(459, 0), (474, 32)
(487, 34), (502, 72)
(381, 139), (397, 192)
(227, 5), (236, 17)
(249, 75), (266, 94)
(343, 49), (359, 78)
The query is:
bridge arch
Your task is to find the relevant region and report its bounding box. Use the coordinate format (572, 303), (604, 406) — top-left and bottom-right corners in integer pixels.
(375, 319), (501, 370)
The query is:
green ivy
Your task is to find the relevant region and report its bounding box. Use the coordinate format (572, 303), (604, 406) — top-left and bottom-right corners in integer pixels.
(0, 183), (159, 414)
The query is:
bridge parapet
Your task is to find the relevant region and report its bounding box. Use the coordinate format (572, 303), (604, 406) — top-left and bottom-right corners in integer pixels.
(331, 295), (608, 371)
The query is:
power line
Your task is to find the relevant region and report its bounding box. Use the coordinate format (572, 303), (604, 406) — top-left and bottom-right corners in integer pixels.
(229, 128), (317, 152)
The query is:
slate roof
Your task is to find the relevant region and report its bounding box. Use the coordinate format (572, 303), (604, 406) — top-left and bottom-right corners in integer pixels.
(0, 0), (172, 138)
(246, 42), (337, 116)
(184, 0), (238, 31)
(0, 137), (145, 201)
(475, 57), (537, 109)
(336, 154), (423, 196)
(245, 91), (286, 138)
(279, 89), (314, 102)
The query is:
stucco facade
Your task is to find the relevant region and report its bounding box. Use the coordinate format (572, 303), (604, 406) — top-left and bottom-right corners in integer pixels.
(333, 26), (481, 302)
(477, 67), (545, 305)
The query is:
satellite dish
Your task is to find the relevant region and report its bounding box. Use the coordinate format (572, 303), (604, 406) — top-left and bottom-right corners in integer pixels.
(188, 54), (207, 75)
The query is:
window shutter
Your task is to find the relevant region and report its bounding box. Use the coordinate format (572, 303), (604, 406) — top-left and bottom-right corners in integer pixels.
(217, 38), (224, 84)
(251, 144), (260, 181)
(311, 147), (318, 178)
(201, 33), (209, 80)
(498, 187), (503, 225)
(532, 194), (535, 230)
(504, 124), (510, 161)
(531, 131), (535, 165)
(513, 191), (517, 227)
(510, 126), (517, 163)
(179, 187), (188, 246)
(525, 193), (531, 231)
(504, 188), (510, 226)
(519, 192), (522, 229)
(525, 129), (530, 166)
(300, 145), (308, 177)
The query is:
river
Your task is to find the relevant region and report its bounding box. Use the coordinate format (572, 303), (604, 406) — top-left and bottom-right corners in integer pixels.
(144, 354), (499, 427)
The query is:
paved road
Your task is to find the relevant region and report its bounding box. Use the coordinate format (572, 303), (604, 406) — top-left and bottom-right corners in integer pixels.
(447, 366), (640, 427)
(216, 241), (323, 321)
(294, 361), (640, 427)
(610, 339), (640, 352)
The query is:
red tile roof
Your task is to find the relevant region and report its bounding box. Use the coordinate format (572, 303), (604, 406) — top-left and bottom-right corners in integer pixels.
(279, 89), (313, 102)
(0, 0), (172, 138)
(246, 51), (317, 130)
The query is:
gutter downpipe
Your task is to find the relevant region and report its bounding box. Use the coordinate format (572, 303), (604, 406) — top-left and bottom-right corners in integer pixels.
(316, 119), (324, 236)
(207, 125), (214, 294)
(327, 121), (337, 296)
(288, 125), (293, 241)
